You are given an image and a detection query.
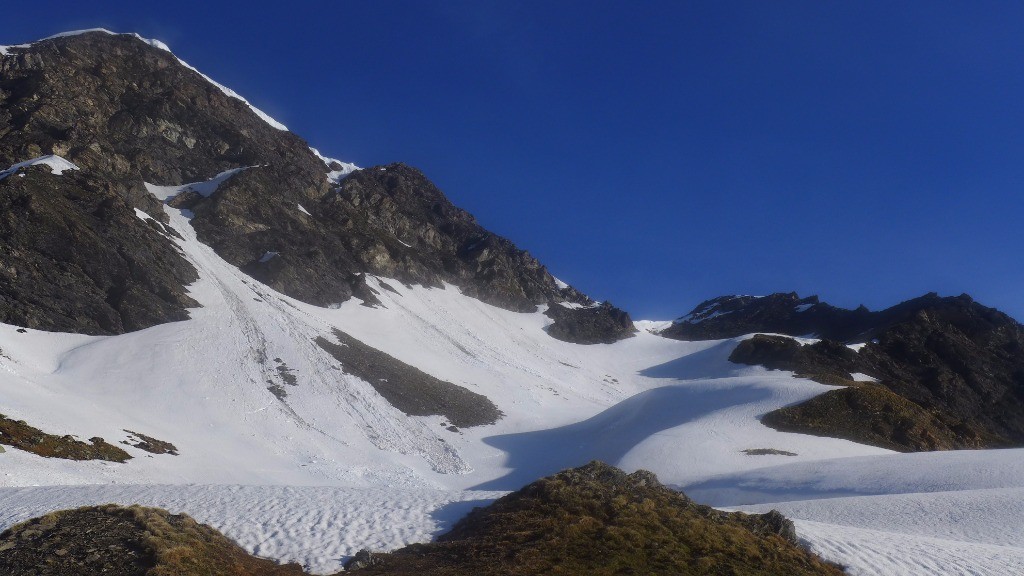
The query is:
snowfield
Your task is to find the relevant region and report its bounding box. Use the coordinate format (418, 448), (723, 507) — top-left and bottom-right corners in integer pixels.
(0, 168), (1021, 574)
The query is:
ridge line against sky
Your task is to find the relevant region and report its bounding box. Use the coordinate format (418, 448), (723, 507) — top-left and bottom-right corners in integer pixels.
(2, 1), (1022, 321)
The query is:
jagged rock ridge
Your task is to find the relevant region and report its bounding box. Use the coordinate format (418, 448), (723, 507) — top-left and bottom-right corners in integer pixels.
(714, 293), (1024, 450)
(662, 292), (877, 342)
(544, 301), (637, 344)
(0, 31), (609, 334)
(316, 328), (502, 427)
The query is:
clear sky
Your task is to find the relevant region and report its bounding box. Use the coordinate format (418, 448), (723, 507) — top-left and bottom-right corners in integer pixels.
(4, 2), (1023, 320)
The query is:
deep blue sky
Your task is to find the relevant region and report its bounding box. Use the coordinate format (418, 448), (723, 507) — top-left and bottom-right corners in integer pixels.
(4, 2), (1023, 320)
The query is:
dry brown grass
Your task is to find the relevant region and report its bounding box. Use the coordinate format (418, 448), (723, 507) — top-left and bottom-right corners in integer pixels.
(0, 413), (131, 462)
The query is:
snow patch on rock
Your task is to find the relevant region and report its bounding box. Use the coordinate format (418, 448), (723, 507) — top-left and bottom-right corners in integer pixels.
(144, 166), (256, 201)
(310, 147), (360, 184)
(0, 155), (80, 181)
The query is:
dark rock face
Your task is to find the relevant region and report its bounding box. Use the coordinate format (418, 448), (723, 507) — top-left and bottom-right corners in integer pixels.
(346, 461), (844, 576)
(856, 296), (1024, 445)
(1, 32), (591, 334)
(730, 334), (866, 385)
(316, 329), (502, 427)
(0, 33), (323, 219)
(661, 292), (877, 342)
(544, 302), (637, 344)
(725, 295), (1024, 450)
(0, 504), (307, 576)
(0, 168), (198, 334)
(311, 165), (581, 311)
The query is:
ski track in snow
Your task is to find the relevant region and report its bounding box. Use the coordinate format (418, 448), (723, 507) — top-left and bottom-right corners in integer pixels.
(0, 168), (1020, 573)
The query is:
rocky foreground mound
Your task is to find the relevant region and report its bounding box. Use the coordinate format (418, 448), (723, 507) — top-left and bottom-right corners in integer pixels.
(0, 504), (305, 576)
(0, 462), (843, 576)
(345, 461), (842, 575)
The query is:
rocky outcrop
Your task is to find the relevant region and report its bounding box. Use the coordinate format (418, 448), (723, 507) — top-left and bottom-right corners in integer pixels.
(0, 32), (322, 220)
(661, 292), (877, 342)
(0, 32), (592, 335)
(855, 296), (1024, 445)
(0, 504), (306, 576)
(544, 302), (637, 344)
(725, 294), (1024, 450)
(121, 430), (178, 456)
(0, 412), (131, 462)
(346, 461), (844, 575)
(226, 162), (584, 311)
(0, 167), (198, 334)
(761, 384), (994, 452)
(316, 329), (502, 428)
(730, 334), (866, 385)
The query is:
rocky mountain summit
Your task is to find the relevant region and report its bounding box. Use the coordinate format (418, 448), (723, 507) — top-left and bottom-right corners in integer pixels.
(703, 293), (1024, 451)
(0, 30), (614, 334)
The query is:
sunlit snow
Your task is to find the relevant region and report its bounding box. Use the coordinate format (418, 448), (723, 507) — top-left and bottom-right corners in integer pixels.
(1, 190), (1021, 573)
(0, 155), (80, 180)
(0, 97), (1019, 574)
(144, 166), (256, 201)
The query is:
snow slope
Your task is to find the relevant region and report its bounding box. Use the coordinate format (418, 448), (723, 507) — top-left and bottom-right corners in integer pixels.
(0, 167), (1021, 573)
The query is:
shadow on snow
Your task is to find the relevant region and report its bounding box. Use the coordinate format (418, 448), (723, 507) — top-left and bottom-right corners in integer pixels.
(472, 382), (772, 490)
